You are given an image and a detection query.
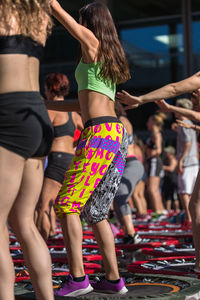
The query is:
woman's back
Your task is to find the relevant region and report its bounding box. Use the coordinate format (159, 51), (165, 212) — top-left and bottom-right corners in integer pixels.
(0, 3), (51, 93)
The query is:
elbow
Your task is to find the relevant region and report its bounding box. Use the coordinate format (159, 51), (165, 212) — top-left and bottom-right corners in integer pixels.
(157, 149), (162, 156)
(170, 83), (180, 97)
(193, 113), (200, 122)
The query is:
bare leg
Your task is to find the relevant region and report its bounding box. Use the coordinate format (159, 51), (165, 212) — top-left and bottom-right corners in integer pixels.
(9, 159), (54, 300)
(121, 214), (135, 236)
(92, 219), (119, 280)
(189, 170), (200, 270)
(0, 147), (25, 300)
(128, 195), (134, 210)
(174, 200), (180, 212)
(166, 200), (172, 212)
(36, 178), (61, 241)
(147, 177), (164, 213)
(60, 215), (85, 277)
(179, 193), (191, 222)
(49, 208), (57, 237)
(133, 181), (147, 215)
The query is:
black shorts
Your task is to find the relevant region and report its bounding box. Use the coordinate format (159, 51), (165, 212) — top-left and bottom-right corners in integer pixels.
(0, 92), (53, 159)
(146, 156), (163, 177)
(45, 152), (74, 184)
(163, 176), (178, 202)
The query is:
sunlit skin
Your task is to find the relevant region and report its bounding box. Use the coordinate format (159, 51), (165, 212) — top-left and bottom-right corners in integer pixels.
(47, 0), (130, 285)
(0, 3), (54, 300)
(47, 1), (117, 125)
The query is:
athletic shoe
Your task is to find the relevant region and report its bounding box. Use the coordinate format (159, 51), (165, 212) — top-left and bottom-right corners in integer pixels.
(54, 274), (93, 297)
(91, 277), (128, 294)
(123, 233), (142, 244)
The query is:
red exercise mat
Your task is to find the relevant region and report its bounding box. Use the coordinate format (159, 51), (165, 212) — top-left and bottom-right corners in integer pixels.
(127, 255), (198, 277)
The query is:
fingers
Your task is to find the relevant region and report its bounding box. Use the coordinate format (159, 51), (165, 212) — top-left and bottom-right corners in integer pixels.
(121, 90), (130, 95)
(124, 104), (139, 110)
(116, 91), (128, 100)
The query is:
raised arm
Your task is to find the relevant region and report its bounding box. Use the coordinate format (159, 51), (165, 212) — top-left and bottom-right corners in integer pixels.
(45, 99), (80, 112)
(50, 0), (98, 49)
(116, 71), (200, 108)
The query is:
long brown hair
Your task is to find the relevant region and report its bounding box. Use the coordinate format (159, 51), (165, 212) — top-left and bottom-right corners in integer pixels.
(79, 2), (130, 84)
(0, 0), (52, 43)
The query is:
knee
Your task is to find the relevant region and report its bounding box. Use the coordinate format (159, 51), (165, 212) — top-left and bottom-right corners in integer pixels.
(147, 185), (154, 195)
(8, 212), (33, 235)
(82, 206), (107, 225)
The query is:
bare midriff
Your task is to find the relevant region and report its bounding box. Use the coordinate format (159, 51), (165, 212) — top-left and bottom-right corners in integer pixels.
(50, 136), (75, 154)
(78, 89), (116, 125)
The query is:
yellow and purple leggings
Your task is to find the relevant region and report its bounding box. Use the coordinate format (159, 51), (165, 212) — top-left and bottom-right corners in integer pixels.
(55, 116), (128, 224)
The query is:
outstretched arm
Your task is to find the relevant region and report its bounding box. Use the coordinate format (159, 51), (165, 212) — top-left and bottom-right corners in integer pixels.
(156, 99), (200, 122)
(44, 99), (80, 112)
(50, 0), (98, 48)
(177, 120), (200, 131)
(116, 72), (200, 108)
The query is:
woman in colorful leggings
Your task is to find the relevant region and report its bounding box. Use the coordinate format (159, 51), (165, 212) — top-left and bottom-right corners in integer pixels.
(47, 1), (130, 297)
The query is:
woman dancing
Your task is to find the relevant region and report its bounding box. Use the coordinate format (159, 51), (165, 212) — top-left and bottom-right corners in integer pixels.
(0, 1), (54, 299)
(48, 1), (130, 296)
(36, 72), (83, 241)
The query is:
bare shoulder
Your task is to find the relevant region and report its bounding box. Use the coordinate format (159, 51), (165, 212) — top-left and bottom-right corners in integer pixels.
(72, 112), (83, 130)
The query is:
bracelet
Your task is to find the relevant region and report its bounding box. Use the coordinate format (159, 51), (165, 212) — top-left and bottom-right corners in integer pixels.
(194, 124), (197, 130)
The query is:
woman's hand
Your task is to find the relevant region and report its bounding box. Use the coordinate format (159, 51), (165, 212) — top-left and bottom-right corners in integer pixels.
(178, 159), (184, 174)
(155, 99), (171, 112)
(176, 119), (192, 129)
(116, 90), (142, 110)
(171, 122), (178, 131)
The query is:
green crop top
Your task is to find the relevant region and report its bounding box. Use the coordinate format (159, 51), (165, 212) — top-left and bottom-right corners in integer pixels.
(75, 59), (116, 102)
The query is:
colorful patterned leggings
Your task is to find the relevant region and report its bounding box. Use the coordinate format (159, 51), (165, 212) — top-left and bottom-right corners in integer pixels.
(55, 116), (128, 224)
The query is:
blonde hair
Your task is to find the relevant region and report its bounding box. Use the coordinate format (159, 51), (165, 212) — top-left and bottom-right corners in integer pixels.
(151, 112), (166, 129)
(176, 98), (193, 110)
(0, 0), (52, 43)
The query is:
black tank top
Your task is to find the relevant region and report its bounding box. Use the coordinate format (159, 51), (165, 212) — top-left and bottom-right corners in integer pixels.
(54, 112), (75, 138)
(146, 134), (157, 150)
(0, 35), (44, 60)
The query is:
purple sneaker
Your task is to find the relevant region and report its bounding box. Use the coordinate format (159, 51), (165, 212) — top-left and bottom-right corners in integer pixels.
(91, 277), (128, 294)
(54, 274), (93, 297)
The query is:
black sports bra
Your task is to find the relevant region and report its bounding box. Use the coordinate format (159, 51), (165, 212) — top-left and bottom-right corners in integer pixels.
(54, 112), (75, 138)
(0, 35), (44, 60)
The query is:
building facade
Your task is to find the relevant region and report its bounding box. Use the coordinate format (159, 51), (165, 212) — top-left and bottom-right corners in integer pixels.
(41, 0), (200, 129)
